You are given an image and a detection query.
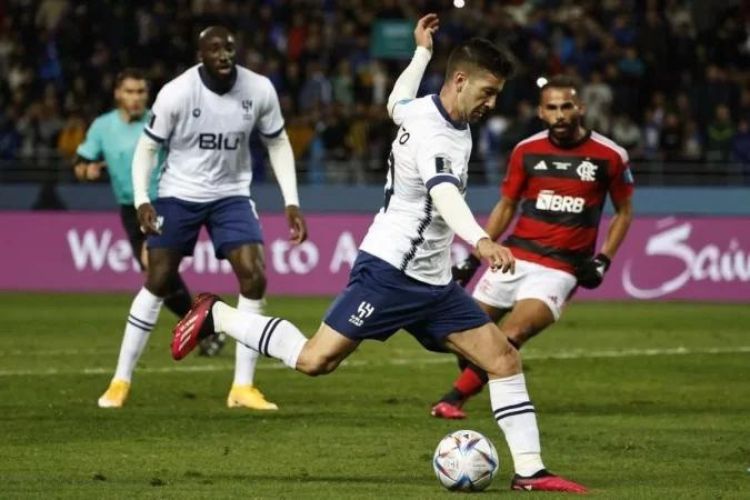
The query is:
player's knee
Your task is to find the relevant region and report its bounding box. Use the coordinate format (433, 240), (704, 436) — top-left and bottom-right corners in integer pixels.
(145, 264), (176, 297)
(483, 344), (522, 378)
(297, 352), (339, 377)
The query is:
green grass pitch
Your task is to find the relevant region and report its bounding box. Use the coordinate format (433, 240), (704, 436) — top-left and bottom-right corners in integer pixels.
(1, 293), (749, 498)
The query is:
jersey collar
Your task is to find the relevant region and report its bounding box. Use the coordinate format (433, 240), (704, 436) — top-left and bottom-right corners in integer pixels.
(431, 94), (468, 130)
(548, 128), (592, 149)
(198, 65), (238, 95)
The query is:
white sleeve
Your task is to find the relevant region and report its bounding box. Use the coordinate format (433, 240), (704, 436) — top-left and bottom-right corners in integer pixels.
(387, 46), (431, 125)
(260, 130), (299, 207)
(144, 83), (180, 143)
(415, 134), (463, 191)
(257, 79), (285, 138)
(430, 183), (490, 248)
(132, 134), (161, 208)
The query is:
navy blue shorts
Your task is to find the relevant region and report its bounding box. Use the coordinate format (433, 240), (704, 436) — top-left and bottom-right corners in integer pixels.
(148, 196), (263, 259)
(323, 252), (490, 352)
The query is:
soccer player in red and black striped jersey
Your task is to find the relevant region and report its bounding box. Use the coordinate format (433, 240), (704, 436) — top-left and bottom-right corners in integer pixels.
(432, 75), (634, 422)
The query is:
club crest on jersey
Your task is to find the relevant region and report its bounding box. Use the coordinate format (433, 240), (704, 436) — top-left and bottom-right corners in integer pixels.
(349, 301), (374, 327)
(241, 99), (253, 120)
(576, 160), (598, 182)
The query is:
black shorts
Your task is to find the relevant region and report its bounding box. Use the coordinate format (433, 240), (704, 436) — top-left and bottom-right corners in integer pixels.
(119, 204), (146, 270)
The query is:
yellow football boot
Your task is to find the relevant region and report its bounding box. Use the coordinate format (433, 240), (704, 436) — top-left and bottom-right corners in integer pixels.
(97, 379), (130, 408)
(226, 384), (278, 410)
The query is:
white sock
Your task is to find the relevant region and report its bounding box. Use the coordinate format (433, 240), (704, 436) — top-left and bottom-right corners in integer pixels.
(233, 296), (264, 386)
(113, 287), (163, 382)
(489, 373), (545, 477)
(213, 302), (307, 370)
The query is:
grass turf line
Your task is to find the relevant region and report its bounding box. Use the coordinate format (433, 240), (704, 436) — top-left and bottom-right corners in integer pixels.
(0, 294), (748, 499)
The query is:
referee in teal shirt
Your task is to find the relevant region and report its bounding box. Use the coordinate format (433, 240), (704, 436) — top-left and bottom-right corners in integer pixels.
(74, 69), (220, 352)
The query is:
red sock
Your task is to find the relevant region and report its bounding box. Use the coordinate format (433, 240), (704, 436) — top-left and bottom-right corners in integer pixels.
(453, 366), (485, 398)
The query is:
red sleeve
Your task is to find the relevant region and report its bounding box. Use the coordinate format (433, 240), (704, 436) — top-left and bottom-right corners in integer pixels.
(608, 153), (634, 204)
(500, 146), (526, 200)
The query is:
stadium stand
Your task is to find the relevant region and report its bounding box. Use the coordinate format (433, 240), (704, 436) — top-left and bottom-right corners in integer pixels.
(0, 0), (749, 191)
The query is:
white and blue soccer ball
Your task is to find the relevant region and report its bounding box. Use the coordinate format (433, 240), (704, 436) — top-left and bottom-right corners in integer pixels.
(432, 429), (499, 492)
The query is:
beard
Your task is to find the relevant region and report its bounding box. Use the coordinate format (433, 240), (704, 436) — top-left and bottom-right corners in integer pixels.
(549, 118), (581, 143)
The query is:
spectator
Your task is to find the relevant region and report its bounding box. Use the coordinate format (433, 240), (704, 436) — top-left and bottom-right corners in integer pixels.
(706, 104), (735, 163)
(0, 110), (22, 160)
(682, 119), (705, 161)
(298, 60), (332, 112)
(479, 114), (509, 186)
(332, 59), (354, 106)
(581, 70), (613, 133)
(0, 0), (745, 184)
(35, 0), (70, 32)
(56, 113), (85, 159)
(730, 119), (750, 170)
(345, 103), (370, 184)
(641, 109), (662, 161)
(611, 113), (643, 154)
(660, 112), (683, 161)
(617, 47), (646, 80)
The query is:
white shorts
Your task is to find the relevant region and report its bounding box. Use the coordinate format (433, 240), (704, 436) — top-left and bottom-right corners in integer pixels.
(472, 259), (577, 321)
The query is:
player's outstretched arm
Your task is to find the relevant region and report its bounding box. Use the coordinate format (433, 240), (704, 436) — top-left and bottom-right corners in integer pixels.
(430, 183), (515, 273)
(386, 13), (439, 119)
(260, 130), (307, 244)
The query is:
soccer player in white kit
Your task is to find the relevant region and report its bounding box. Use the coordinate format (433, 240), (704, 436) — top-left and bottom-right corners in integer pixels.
(171, 15), (585, 492)
(97, 26), (307, 410)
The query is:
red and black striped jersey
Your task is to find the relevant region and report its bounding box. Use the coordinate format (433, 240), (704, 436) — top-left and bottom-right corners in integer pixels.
(501, 129), (634, 275)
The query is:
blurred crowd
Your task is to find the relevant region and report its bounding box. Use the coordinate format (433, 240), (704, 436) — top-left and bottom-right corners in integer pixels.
(1, 0), (750, 184)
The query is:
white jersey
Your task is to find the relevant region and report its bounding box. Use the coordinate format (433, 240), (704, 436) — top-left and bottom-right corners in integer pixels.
(145, 64), (284, 202)
(359, 95), (472, 285)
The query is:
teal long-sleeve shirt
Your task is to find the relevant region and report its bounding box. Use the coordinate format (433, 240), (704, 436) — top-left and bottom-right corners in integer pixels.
(76, 109), (162, 205)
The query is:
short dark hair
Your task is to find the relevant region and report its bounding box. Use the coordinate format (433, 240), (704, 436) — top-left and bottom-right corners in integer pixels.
(115, 68), (147, 88)
(445, 38), (516, 80)
(540, 74), (582, 96)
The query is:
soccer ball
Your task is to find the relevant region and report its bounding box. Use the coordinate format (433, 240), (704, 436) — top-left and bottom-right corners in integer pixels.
(432, 429), (499, 492)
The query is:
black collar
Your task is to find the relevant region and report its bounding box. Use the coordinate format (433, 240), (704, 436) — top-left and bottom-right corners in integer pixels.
(198, 65), (237, 95)
(548, 128), (591, 149)
(431, 94), (468, 130)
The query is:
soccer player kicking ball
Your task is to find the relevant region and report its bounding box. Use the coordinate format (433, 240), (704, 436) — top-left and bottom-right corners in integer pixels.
(431, 75), (634, 420)
(98, 26), (308, 410)
(172, 15), (585, 493)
